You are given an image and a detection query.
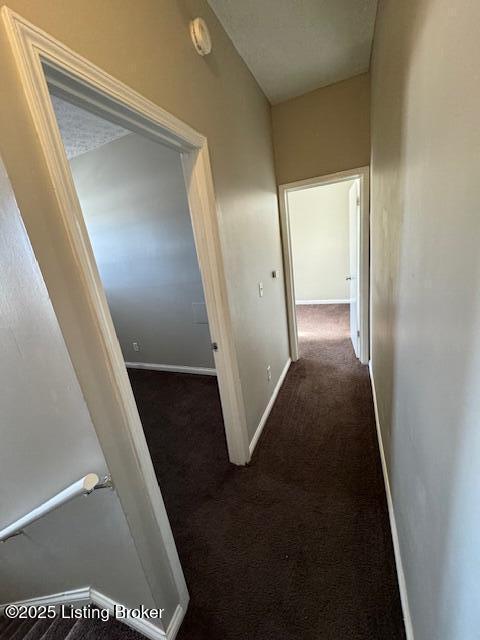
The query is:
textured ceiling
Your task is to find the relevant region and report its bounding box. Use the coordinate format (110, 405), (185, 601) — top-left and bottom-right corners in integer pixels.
(207, 0), (378, 104)
(50, 95), (129, 159)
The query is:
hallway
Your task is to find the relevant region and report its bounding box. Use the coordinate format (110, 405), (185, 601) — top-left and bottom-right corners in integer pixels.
(129, 304), (405, 640)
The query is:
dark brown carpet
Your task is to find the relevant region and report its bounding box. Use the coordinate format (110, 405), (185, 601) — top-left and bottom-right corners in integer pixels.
(128, 304), (406, 640)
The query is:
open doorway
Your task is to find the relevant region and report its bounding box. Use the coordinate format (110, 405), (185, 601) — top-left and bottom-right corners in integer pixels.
(279, 167), (370, 364)
(49, 89), (231, 478)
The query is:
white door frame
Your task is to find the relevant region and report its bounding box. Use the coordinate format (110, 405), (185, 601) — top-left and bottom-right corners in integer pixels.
(279, 166), (370, 364)
(1, 5), (250, 624)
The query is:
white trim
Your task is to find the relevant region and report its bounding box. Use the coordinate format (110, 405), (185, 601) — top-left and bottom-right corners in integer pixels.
(279, 166), (370, 364)
(249, 358), (291, 456)
(369, 362), (414, 640)
(295, 299), (350, 305)
(90, 589), (184, 640)
(1, 588), (185, 640)
(126, 362), (217, 376)
(163, 604), (185, 640)
(0, 587), (91, 612)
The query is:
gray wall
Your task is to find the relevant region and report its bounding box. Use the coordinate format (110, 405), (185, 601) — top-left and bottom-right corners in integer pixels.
(70, 133), (214, 370)
(371, 0), (480, 638)
(288, 180), (353, 302)
(0, 161), (173, 622)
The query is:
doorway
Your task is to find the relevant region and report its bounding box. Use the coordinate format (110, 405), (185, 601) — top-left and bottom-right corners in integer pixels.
(40, 64), (250, 467)
(279, 167), (370, 364)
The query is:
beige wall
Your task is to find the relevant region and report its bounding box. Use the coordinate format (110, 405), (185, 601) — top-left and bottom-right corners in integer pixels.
(371, 1), (480, 638)
(288, 181), (353, 302)
(271, 73), (371, 185)
(0, 0), (289, 447)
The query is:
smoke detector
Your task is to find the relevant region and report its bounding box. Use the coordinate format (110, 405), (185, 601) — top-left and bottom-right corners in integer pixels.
(190, 17), (212, 56)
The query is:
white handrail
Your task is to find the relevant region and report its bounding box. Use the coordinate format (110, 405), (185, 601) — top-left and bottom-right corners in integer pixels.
(0, 473), (102, 542)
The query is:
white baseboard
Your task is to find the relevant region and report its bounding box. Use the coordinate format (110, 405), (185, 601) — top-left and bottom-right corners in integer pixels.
(295, 299), (350, 305)
(163, 603), (185, 640)
(369, 362), (414, 640)
(1, 587), (185, 640)
(90, 589), (184, 640)
(249, 358), (291, 456)
(125, 362), (216, 376)
(0, 587), (90, 612)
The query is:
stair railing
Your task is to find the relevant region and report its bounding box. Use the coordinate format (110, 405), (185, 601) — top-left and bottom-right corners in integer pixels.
(0, 473), (113, 542)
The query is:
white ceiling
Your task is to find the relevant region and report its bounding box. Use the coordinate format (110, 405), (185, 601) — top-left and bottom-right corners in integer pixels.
(50, 95), (129, 159)
(207, 0), (378, 104)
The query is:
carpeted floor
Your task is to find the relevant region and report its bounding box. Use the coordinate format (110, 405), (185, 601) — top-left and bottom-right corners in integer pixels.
(128, 304), (406, 640)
